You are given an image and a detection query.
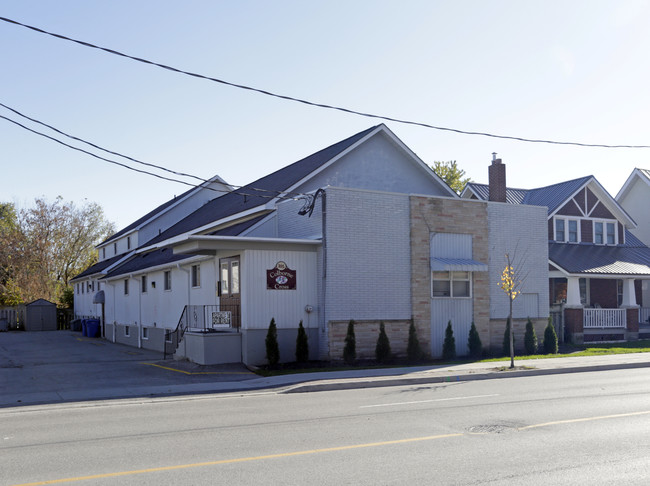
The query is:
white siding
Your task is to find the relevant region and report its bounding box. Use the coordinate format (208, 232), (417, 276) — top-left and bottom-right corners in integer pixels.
(431, 299), (473, 357)
(488, 203), (549, 319)
(618, 176), (650, 246)
(241, 249), (319, 330)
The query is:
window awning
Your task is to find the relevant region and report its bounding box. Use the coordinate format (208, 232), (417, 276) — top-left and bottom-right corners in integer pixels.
(431, 258), (488, 272)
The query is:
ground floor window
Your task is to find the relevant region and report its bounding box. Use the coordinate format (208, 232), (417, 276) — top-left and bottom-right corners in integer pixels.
(432, 271), (471, 297)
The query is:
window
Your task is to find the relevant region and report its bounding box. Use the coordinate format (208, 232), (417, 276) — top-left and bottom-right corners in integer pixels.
(191, 264), (200, 288)
(594, 220), (617, 245)
(164, 270), (171, 291)
(568, 220), (578, 243)
(127, 236), (131, 250)
(142, 327), (148, 340)
(220, 262), (229, 294)
(141, 275), (147, 293)
(114, 242), (117, 255)
(124, 325), (130, 337)
(555, 219), (565, 242)
(102, 248), (106, 259)
(82, 283), (84, 294)
(432, 271), (471, 298)
(124, 279), (129, 295)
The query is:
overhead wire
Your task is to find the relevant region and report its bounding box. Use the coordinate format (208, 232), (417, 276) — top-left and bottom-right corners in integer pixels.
(0, 102), (311, 201)
(2, 15), (650, 149)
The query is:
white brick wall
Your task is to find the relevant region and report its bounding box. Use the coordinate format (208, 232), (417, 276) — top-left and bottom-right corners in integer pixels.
(488, 203), (549, 319)
(324, 187), (411, 321)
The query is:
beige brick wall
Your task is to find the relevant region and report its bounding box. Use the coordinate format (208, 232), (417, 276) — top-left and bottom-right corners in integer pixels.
(329, 319), (412, 360)
(410, 196), (490, 354)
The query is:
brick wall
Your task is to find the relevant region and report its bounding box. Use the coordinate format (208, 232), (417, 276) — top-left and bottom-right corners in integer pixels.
(410, 196), (489, 355)
(329, 319), (412, 360)
(564, 307), (584, 344)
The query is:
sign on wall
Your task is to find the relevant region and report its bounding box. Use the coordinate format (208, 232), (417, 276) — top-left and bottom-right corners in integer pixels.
(266, 261), (297, 290)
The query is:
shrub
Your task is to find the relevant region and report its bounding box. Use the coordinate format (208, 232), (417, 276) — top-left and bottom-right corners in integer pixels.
(524, 318), (538, 355)
(502, 317), (515, 357)
(467, 321), (482, 359)
(407, 318), (422, 362)
(543, 316), (559, 354)
(265, 317), (280, 367)
(343, 319), (356, 365)
(375, 321), (391, 363)
(295, 320), (309, 363)
(442, 321), (456, 361)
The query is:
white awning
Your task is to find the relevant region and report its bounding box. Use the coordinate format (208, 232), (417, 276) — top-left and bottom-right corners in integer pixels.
(92, 290), (105, 304)
(431, 258), (488, 272)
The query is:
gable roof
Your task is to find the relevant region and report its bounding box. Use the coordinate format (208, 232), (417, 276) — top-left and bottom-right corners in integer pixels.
(616, 167), (650, 202)
(139, 125), (384, 249)
(103, 248), (194, 280)
(100, 174), (230, 246)
(70, 252), (131, 281)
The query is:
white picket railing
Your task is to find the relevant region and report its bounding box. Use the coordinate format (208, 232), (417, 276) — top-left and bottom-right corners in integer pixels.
(583, 308), (626, 328)
(641, 308), (650, 325)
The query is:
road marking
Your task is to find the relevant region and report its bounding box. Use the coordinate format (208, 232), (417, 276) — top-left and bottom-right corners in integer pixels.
(359, 394), (500, 408)
(141, 362), (253, 375)
(519, 410), (650, 430)
(10, 433), (463, 486)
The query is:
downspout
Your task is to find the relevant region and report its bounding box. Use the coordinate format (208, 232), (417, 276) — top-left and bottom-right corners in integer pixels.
(177, 263), (191, 358)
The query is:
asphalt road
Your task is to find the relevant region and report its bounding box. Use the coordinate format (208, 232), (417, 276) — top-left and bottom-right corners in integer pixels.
(3, 367), (650, 485)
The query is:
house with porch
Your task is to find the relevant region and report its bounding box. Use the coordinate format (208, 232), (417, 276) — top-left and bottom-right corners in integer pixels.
(73, 125), (549, 365)
(616, 168), (650, 327)
(462, 158), (650, 343)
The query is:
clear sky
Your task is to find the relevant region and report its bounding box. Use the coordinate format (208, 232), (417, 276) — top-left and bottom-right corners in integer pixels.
(2, 1), (650, 231)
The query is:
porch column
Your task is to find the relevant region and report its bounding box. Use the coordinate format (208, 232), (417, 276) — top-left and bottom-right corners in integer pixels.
(566, 277), (582, 307)
(621, 278), (637, 307)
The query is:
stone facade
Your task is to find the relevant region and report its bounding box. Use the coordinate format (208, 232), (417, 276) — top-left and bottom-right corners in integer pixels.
(410, 196), (490, 354)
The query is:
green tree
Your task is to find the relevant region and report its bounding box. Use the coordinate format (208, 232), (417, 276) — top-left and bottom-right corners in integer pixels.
(343, 320), (356, 365)
(265, 317), (280, 367)
(467, 321), (482, 359)
(543, 316), (559, 354)
(295, 320), (309, 363)
(524, 317), (538, 355)
(442, 321), (456, 361)
(407, 318), (422, 362)
(0, 197), (114, 305)
(430, 160), (471, 194)
(375, 321), (391, 363)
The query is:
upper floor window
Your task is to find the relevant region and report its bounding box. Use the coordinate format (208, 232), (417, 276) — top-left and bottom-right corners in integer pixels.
(127, 236), (131, 250)
(554, 217), (580, 243)
(124, 279), (129, 295)
(141, 275), (147, 293)
(114, 242), (117, 255)
(164, 270), (171, 291)
(102, 248), (106, 259)
(594, 220), (616, 245)
(191, 264), (201, 288)
(432, 271), (471, 298)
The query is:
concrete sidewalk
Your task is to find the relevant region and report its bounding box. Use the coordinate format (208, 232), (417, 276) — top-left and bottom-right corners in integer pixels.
(2, 331), (650, 407)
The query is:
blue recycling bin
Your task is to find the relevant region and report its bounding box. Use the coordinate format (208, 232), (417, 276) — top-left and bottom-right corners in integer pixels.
(81, 319), (87, 336)
(86, 319), (100, 338)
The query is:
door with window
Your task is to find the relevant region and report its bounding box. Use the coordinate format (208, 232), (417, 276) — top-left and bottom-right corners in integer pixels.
(218, 256), (241, 329)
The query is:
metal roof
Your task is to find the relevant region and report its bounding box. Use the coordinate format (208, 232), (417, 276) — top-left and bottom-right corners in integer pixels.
(430, 258), (488, 272)
(549, 231), (650, 276)
(103, 248), (193, 280)
(71, 252), (130, 281)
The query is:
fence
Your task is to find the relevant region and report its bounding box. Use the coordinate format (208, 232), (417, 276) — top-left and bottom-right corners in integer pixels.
(583, 308), (627, 328)
(0, 306), (25, 330)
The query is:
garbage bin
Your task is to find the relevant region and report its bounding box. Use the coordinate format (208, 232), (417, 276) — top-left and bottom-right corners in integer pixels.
(81, 319), (87, 336)
(86, 319), (100, 338)
(71, 319), (82, 332)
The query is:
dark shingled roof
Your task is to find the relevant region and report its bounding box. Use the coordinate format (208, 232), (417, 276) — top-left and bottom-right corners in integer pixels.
(549, 231), (650, 275)
(141, 125), (379, 248)
(104, 248), (193, 280)
(465, 176), (593, 214)
(71, 252), (130, 281)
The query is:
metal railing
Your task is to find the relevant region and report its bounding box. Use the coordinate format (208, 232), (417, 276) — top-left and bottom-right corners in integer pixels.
(164, 304), (240, 358)
(583, 308), (626, 328)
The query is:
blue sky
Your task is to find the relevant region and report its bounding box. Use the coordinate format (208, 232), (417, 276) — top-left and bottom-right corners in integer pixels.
(2, 1), (650, 230)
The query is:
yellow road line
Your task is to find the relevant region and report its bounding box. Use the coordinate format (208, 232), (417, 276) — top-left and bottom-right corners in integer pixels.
(11, 433), (463, 486)
(519, 410), (650, 430)
(141, 362), (253, 375)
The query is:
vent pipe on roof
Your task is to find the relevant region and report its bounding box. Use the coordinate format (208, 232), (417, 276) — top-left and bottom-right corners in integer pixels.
(488, 154), (507, 203)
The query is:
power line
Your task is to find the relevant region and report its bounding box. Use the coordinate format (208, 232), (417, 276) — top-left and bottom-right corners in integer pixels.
(2, 15), (650, 149)
(0, 113), (304, 201)
(0, 102), (308, 200)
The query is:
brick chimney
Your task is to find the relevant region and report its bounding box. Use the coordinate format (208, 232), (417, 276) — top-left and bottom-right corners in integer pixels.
(488, 153), (507, 203)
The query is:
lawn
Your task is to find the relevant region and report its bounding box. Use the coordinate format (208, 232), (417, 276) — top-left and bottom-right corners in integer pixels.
(481, 339), (650, 362)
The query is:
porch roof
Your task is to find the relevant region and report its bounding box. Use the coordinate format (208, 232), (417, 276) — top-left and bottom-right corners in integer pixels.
(549, 232), (650, 276)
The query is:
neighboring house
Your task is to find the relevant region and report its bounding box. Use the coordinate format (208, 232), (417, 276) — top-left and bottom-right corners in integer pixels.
(616, 168), (650, 325)
(73, 125), (549, 364)
(462, 157), (650, 343)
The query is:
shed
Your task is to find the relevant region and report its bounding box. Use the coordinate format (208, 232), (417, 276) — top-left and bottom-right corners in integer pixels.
(25, 299), (57, 331)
